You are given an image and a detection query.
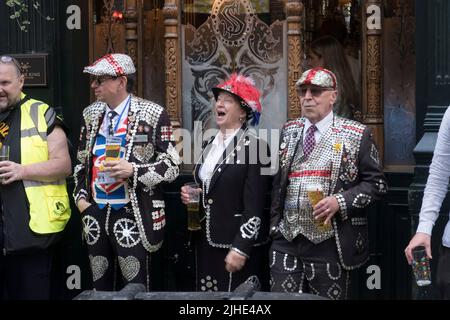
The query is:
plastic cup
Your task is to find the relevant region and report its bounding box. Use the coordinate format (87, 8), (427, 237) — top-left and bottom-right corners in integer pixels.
(412, 246), (432, 286)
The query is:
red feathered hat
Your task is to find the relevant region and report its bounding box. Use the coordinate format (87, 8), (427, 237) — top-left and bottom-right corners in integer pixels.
(212, 73), (262, 126)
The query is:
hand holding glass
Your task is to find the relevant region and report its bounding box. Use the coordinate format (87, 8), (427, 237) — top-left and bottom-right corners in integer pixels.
(105, 136), (122, 161)
(184, 182), (201, 231)
(0, 145), (9, 161)
(412, 246), (432, 286)
(97, 137), (122, 184)
(306, 184), (332, 232)
(0, 145), (9, 183)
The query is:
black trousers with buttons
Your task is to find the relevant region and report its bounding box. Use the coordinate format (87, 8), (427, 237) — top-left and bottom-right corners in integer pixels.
(270, 233), (350, 300)
(81, 203), (151, 291)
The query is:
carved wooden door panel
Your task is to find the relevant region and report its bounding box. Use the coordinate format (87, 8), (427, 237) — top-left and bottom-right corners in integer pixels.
(90, 1), (126, 64)
(142, 0), (166, 107)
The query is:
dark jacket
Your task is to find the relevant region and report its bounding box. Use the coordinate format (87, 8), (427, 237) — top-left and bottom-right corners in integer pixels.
(73, 95), (180, 252)
(193, 126), (271, 257)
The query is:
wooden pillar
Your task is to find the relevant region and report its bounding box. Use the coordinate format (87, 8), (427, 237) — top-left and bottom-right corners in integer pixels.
(286, 0), (303, 120)
(124, 0), (142, 96)
(163, 0), (181, 128)
(362, 0), (384, 157)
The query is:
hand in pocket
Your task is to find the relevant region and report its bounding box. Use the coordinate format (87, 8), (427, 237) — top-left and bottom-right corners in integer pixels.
(78, 199), (93, 214)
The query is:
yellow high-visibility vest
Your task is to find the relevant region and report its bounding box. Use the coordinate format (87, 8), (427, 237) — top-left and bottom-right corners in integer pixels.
(20, 93), (71, 234)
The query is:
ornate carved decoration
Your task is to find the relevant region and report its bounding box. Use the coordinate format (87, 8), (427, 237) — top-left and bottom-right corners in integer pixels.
(288, 36), (302, 120)
(162, 3), (178, 20)
(182, 0), (286, 131)
(363, 0), (383, 124)
(362, 0), (384, 160)
(286, 0), (303, 120)
(166, 38), (179, 123)
(286, 0), (302, 17)
(366, 36), (381, 118)
(164, 0), (181, 126)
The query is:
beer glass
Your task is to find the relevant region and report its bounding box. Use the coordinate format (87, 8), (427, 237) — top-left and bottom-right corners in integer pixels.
(184, 182), (201, 231)
(306, 184), (332, 232)
(97, 137), (122, 184)
(0, 144), (9, 183)
(0, 144), (9, 162)
(105, 136), (122, 161)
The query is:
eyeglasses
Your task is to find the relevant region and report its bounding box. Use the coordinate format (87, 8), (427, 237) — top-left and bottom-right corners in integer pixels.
(91, 75), (118, 86)
(297, 87), (334, 97)
(0, 56), (22, 74)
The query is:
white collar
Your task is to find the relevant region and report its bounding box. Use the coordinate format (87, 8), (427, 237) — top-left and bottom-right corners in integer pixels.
(212, 128), (240, 147)
(304, 111), (334, 135)
(107, 94), (131, 117)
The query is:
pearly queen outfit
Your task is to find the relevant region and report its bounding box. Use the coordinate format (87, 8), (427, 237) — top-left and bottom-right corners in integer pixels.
(269, 114), (387, 300)
(191, 125), (271, 292)
(73, 95), (180, 290)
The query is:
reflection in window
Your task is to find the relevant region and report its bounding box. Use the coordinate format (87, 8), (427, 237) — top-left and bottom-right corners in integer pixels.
(303, 0), (361, 62)
(383, 0), (416, 166)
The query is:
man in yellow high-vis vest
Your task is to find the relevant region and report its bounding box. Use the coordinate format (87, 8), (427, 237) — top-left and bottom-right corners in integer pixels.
(0, 56), (72, 299)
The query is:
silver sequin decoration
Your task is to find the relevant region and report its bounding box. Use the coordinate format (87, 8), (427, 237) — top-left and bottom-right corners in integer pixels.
(240, 216), (261, 240)
(113, 218), (141, 248)
(352, 193), (372, 208)
(89, 255), (109, 282)
(82, 215), (100, 245)
(118, 256), (141, 282)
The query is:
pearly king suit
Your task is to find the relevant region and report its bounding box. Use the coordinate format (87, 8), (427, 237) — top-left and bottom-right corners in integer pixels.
(73, 95), (180, 288)
(269, 115), (387, 299)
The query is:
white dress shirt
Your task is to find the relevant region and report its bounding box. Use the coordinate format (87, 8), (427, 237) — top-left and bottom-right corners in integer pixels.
(101, 95), (131, 136)
(417, 106), (450, 248)
(303, 111), (334, 144)
(199, 128), (240, 188)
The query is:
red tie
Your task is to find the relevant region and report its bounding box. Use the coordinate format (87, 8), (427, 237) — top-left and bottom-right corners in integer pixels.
(303, 125), (317, 158)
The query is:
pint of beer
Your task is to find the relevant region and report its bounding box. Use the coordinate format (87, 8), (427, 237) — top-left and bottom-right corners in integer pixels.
(105, 137), (122, 161)
(307, 184), (324, 206)
(306, 184), (332, 232)
(96, 137), (123, 184)
(185, 182), (201, 231)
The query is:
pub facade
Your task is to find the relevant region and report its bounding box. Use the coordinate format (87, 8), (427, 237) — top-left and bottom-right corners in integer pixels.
(0, 0), (449, 299)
